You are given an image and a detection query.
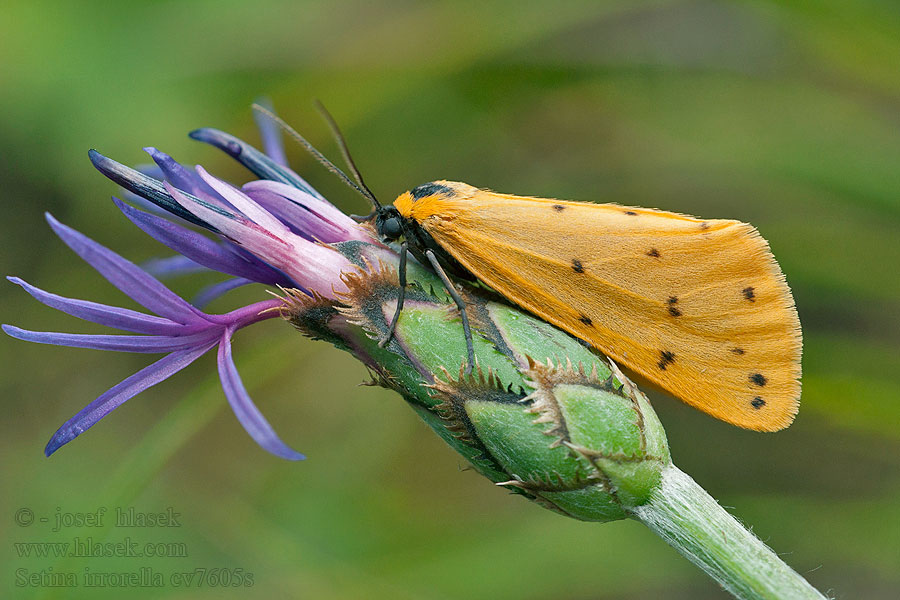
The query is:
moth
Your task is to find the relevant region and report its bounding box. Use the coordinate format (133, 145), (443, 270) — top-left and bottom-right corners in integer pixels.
(259, 104), (802, 431)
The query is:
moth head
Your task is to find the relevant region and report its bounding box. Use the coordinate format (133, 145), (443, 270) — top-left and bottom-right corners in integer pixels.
(375, 206), (404, 241)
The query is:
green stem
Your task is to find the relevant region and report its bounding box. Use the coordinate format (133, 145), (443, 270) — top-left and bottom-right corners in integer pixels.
(630, 465), (825, 600)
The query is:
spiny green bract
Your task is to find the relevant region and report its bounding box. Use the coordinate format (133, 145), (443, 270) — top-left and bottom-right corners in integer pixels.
(284, 241), (670, 521)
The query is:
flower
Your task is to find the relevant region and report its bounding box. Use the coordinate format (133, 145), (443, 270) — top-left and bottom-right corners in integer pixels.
(4, 107), (370, 460)
(3, 103), (671, 515)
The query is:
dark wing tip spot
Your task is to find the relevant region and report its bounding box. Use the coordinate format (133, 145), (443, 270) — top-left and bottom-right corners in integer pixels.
(658, 350), (676, 370)
(751, 396), (766, 409)
(750, 373), (767, 386)
(624, 210), (638, 216)
(731, 347), (746, 355)
(571, 259), (585, 273)
(552, 204), (565, 212)
(647, 248), (660, 258)
(742, 286), (756, 301)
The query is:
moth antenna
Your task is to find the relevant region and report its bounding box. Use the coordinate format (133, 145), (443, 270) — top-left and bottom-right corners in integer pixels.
(313, 100), (381, 209)
(251, 103), (381, 209)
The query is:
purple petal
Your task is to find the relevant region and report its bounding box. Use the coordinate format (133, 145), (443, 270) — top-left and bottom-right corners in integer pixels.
(189, 127), (325, 201)
(253, 98), (288, 167)
(46, 213), (211, 326)
(243, 181), (371, 243)
(245, 180), (360, 232)
(222, 242), (302, 288)
(120, 162), (212, 231)
(45, 342), (216, 456)
(165, 181), (256, 237)
(192, 278), (255, 309)
(8, 277), (190, 335)
(89, 150), (213, 230)
(144, 147), (223, 205)
(114, 198), (289, 285)
(165, 183), (295, 264)
(217, 329), (305, 460)
(120, 163), (179, 219)
(195, 167), (292, 237)
(142, 255), (211, 278)
(165, 182), (354, 295)
(3, 325), (218, 353)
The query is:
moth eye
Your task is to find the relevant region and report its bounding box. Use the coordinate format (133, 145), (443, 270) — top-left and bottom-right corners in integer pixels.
(381, 217), (402, 240)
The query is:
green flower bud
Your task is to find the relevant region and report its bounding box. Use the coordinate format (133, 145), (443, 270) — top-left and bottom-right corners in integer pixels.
(284, 243), (825, 598)
(284, 241), (670, 520)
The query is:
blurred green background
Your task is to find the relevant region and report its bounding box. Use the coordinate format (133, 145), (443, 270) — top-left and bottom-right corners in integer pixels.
(2, 1), (899, 598)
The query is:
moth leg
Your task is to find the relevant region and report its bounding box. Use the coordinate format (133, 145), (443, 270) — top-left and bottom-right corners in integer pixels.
(425, 249), (475, 375)
(379, 241), (408, 348)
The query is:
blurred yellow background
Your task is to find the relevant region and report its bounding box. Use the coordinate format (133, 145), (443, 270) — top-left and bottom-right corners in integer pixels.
(2, 1), (899, 598)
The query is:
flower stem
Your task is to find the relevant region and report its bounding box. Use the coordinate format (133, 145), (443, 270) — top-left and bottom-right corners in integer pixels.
(630, 464), (825, 600)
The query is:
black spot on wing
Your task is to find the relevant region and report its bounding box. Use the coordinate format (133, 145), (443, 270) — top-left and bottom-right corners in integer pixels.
(571, 259), (584, 273)
(699, 222), (710, 230)
(646, 248), (660, 258)
(742, 286), (756, 302)
(552, 204), (565, 212)
(750, 373), (767, 386)
(658, 350), (675, 370)
(624, 210), (638, 216)
(410, 182), (455, 201)
(667, 296), (681, 317)
(579, 314), (593, 326)
(731, 347), (745, 355)
(751, 396), (766, 409)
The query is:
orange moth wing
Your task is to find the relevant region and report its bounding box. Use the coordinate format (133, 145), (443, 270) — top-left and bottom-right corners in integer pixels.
(393, 181), (801, 431)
